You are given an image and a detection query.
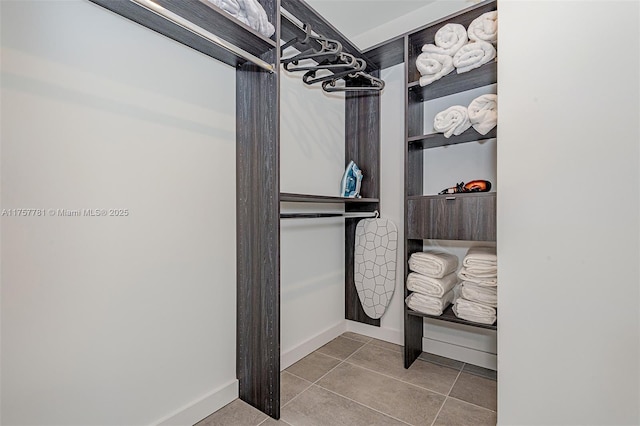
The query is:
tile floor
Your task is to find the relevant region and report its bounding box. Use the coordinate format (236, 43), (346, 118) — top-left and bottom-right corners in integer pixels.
(196, 332), (497, 426)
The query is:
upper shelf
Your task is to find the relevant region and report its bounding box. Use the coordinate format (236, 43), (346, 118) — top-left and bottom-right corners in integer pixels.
(280, 193), (379, 204)
(408, 61), (497, 102)
(409, 127), (497, 149)
(88, 0), (277, 69)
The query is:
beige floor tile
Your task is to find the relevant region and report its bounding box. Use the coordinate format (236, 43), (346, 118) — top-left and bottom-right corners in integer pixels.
(449, 372), (497, 411)
(341, 332), (372, 343)
(281, 371), (312, 406)
(280, 385), (405, 426)
(347, 344), (460, 394)
(318, 362), (445, 426)
(368, 338), (402, 353)
(259, 417), (293, 425)
(195, 399), (267, 426)
(419, 352), (465, 370)
(285, 352), (341, 382)
(434, 397), (497, 426)
(316, 336), (365, 360)
(462, 363), (497, 381)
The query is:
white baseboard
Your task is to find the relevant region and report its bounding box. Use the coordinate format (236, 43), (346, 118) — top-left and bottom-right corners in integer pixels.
(345, 320), (403, 345)
(154, 379), (238, 426)
(422, 337), (497, 370)
(281, 321), (347, 370)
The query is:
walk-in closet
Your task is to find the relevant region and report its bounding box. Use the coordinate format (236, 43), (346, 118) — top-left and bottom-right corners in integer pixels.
(2, 0), (638, 425)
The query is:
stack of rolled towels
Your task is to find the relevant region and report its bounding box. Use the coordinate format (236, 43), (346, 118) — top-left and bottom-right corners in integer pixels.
(206, 0), (275, 37)
(453, 246), (497, 325)
(433, 94), (497, 138)
(405, 251), (459, 316)
(416, 11), (497, 86)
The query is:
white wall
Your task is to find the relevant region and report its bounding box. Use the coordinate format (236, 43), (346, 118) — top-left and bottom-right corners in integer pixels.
(279, 66), (347, 364)
(498, 1), (640, 424)
(1, 1), (237, 424)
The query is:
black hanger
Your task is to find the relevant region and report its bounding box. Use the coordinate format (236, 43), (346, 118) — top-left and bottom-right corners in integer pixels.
(302, 58), (366, 85)
(322, 71), (385, 93)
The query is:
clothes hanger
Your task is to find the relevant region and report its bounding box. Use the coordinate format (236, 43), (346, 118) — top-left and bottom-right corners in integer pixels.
(284, 52), (358, 73)
(302, 58), (366, 85)
(322, 71), (385, 92)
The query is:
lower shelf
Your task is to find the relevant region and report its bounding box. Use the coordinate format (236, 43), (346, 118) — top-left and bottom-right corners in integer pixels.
(407, 305), (497, 331)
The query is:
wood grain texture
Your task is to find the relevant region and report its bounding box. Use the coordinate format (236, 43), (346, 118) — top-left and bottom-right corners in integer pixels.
(408, 61), (497, 102)
(363, 36), (405, 70)
(407, 193), (496, 241)
(344, 71), (381, 326)
(408, 305), (497, 330)
(280, 193), (379, 204)
(88, 0), (275, 69)
(236, 0), (280, 416)
(409, 127), (497, 149)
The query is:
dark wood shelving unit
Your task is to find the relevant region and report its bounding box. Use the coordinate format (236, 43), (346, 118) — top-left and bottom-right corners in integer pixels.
(408, 305), (496, 330)
(280, 193), (379, 204)
(88, 0), (276, 68)
(408, 60), (497, 102)
(408, 127), (497, 149)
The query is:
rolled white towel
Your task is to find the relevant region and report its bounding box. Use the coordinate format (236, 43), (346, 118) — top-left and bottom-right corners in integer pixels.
(207, 0), (241, 15)
(461, 282), (497, 307)
(457, 266), (497, 286)
(406, 290), (454, 316)
(409, 250), (459, 278)
(468, 11), (498, 44)
(468, 94), (497, 135)
(238, 0), (275, 37)
(434, 23), (468, 56)
(453, 41), (496, 74)
(416, 49), (454, 86)
(434, 105), (472, 138)
(407, 272), (458, 298)
(453, 297), (496, 325)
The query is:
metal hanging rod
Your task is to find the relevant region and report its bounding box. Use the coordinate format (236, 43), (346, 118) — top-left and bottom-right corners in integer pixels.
(281, 210), (379, 220)
(130, 0), (276, 73)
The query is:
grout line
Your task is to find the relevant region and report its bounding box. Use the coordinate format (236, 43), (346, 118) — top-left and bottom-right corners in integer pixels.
(447, 395), (497, 413)
(339, 333), (374, 344)
(447, 367), (464, 396)
(430, 396), (448, 426)
(312, 383), (413, 426)
(342, 359), (452, 398)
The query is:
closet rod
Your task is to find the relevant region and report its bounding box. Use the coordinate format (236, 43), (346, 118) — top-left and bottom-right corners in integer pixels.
(281, 211), (379, 219)
(130, 0), (276, 73)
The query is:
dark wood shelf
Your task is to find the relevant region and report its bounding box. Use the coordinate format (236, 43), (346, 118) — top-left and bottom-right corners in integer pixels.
(408, 60), (497, 102)
(407, 305), (497, 330)
(88, 0), (276, 69)
(280, 193), (379, 204)
(409, 127), (497, 149)
(364, 36), (405, 71)
(407, 192), (495, 201)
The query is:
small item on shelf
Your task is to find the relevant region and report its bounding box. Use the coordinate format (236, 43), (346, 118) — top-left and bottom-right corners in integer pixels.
(468, 94), (497, 135)
(416, 48), (454, 87)
(205, 0), (275, 37)
(438, 180), (492, 195)
(453, 40), (496, 74)
(340, 160), (363, 198)
(432, 23), (468, 56)
(467, 11), (498, 44)
(433, 105), (471, 138)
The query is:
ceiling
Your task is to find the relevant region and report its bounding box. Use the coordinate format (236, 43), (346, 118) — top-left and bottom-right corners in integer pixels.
(305, 0), (437, 42)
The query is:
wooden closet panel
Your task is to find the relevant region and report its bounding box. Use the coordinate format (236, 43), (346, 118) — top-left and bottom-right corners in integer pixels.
(236, 43), (281, 420)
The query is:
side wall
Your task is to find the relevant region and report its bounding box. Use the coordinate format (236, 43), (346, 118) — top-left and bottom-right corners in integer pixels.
(497, 1), (640, 424)
(1, 1), (237, 424)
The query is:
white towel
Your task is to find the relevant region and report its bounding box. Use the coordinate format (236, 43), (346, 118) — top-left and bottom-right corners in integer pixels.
(461, 282), (497, 307)
(406, 272), (458, 298)
(434, 23), (468, 56)
(409, 251), (459, 278)
(468, 94), (497, 135)
(453, 41), (496, 74)
(453, 297), (496, 325)
(406, 290), (454, 316)
(416, 49), (454, 86)
(434, 106), (472, 138)
(463, 245), (497, 273)
(206, 0), (275, 37)
(468, 11), (498, 44)
(457, 266), (497, 286)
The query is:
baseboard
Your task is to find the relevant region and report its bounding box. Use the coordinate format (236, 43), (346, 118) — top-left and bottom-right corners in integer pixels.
(281, 321), (347, 370)
(345, 320), (403, 345)
(422, 337), (497, 370)
(154, 379), (238, 426)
